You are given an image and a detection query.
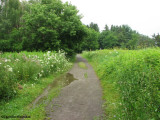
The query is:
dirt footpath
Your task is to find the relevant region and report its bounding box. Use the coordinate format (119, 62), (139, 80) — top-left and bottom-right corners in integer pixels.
(45, 54), (103, 120)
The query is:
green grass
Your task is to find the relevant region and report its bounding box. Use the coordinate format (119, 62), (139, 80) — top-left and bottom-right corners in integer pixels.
(78, 62), (87, 69)
(82, 48), (160, 120)
(0, 75), (63, 120)
(84, 73), (88, 79)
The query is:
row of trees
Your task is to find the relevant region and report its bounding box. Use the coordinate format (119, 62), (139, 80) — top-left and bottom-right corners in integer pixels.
(82, 23), (158, 51)
(0, 0), (159, 56)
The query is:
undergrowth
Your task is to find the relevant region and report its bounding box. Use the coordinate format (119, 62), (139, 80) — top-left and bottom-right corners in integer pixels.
(82, 48), (160, 120)
(0, 51), (71, 100)
(0, 51), (72, 120)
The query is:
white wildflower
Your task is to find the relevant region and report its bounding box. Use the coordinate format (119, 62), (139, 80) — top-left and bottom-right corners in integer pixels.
(8, 59), (11, 62)
(38, 73), (42, 77)
(47, 51), (51, 54)
(35, 77), (38, 81)
(8, 67), (13, 72)
(14, 90), (16, 93)
(15, 59), (20, 62)
(7, 65), (10, 67)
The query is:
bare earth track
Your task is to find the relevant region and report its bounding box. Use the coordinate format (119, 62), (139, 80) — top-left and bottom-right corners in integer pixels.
(45, 55), (103, 120)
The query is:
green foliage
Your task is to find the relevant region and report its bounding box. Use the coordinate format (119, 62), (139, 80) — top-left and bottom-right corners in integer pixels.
(0, 0), (87, 57)
(0, 40), (11, 51)
(0, 0), (22, 39)
(138, 34), (155, 48)
(20, 0), (86, 56)
(0, 51), (71, 100)
(99, 30), (118, 49)
(87, 22), (100, 32)
(153, 33), (160, 47)
(21, 2), (60, 51)
(58, 2), (87, 56)
(81, 27), (99, 51)
(83, 48), (160, 120)
(0, 75), (62, 120)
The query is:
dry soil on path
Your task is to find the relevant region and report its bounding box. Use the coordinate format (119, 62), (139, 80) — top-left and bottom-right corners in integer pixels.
(45, 54), (103, 120)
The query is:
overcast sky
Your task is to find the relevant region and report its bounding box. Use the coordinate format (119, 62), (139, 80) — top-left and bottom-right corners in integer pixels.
(62, 0), (160, 37)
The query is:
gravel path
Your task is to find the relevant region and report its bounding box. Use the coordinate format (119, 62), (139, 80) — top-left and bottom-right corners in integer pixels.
(45, 54), (103, 120)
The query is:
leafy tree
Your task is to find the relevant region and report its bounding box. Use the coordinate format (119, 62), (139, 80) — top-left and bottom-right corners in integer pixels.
(104, 24), (109, 31)
(98, 30), (118, 49)
(153, 33), (160, 47)
(88, 22), (100, 32)
(58, 2), (87, 56)
(20, 0), (86, 57)
(137, 34), (155, 48)
(21, 3), (60, 51)
(126, 32), (139, 49)
(0, 0), (22, 51)
(81, 27), (99, 51)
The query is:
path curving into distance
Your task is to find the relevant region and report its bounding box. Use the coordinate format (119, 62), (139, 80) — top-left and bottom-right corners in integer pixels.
(45, 54), (103, 120)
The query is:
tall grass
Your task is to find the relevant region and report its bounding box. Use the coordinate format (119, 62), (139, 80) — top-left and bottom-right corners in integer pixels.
(0, 51), (71, 100)
(82, 48), (160, 120)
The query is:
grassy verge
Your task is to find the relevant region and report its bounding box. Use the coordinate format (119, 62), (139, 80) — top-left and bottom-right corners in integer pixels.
(0, 51), (73, 120)
(0, 73), (69, 120)
(82, 48), (160, 120)
(0, 75), (55, 120)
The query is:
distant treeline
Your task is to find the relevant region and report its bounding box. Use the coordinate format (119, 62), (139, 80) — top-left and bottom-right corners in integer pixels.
(0, 0), (159, 56)
(85, 23), (160, 51)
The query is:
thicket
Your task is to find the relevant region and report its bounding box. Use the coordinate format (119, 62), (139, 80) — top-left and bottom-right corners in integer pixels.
(0, 51), (71, 100)
(83, 48), (160, 120)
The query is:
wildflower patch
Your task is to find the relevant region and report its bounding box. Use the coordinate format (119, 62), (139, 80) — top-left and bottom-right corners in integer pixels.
(0, 51), (72, 100)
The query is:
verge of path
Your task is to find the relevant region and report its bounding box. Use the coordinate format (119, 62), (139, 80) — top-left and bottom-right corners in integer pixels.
(45, 54), (103, 120)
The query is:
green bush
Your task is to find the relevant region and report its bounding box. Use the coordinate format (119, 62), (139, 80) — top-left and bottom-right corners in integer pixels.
(0, 61), (17, 99)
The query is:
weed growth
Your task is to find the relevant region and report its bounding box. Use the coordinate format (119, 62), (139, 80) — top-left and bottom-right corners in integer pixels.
(0, 51), (71, 100)
(83, 48), (160, 120)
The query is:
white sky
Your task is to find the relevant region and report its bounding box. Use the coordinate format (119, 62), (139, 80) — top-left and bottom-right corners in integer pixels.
(62, 0), (160, 37)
